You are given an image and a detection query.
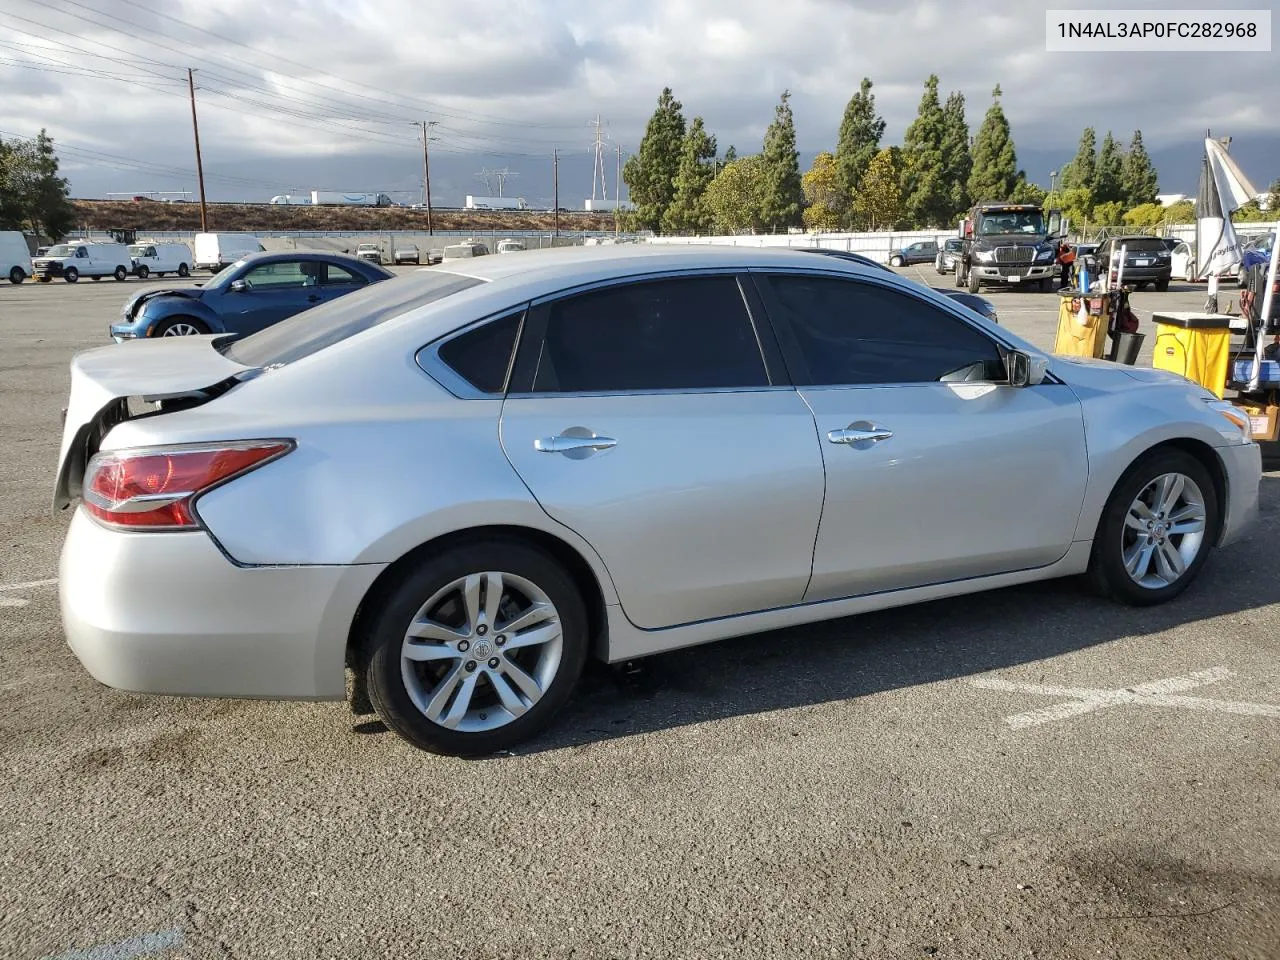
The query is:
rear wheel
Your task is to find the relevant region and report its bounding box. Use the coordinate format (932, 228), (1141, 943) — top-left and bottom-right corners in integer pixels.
(1039, 277), (1054, 292)
(153, 317), (209, 337)
(363, 539), (589, 756)
(113, 265), (128, 281)
(135, 265), (150, 280)
(178, 263), (190, 277)
(8, 266), (23, 284)
(1086, 450), (1218, 606)
(64, 267), (79, 283)
(1155, 276), (1170, 292)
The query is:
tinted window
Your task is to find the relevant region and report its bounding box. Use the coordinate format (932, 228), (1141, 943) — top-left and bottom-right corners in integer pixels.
(223, 270), (484, 367)
(1117, 238), (1166, 253)
(437, 312), (522, 394)
(765, 274), (1004, 385)
(243, 260), (313, 289)
(323, 263), (364, 286)
(530, 276), (768, 393)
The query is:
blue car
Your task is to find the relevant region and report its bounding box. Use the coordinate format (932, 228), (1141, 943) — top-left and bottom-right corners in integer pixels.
(110, 251), (395, 342)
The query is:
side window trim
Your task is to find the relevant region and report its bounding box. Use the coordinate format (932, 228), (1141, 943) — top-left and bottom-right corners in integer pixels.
(416, 306), (528, 399)
(508, 271), (782, 397)
(750, 269), (1013, 388)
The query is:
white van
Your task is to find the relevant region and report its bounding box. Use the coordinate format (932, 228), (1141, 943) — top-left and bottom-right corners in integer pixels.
(193, 233), (265, 273)
(32, 242), (133, 283)
(0, 231), (33, 284)
(128, 241), (193, 279)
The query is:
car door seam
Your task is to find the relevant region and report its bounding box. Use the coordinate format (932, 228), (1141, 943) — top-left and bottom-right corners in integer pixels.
(793, 388), (828, 604)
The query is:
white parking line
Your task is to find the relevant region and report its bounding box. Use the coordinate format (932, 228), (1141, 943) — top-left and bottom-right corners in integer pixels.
(0, 578), (58, 591)
(40, 928), (184, 960)
(969, 667), (1280, 729)
(0, 597), (29, 608)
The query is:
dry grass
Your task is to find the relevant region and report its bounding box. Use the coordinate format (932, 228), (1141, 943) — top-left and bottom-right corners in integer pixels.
(70, 199), (617, 233)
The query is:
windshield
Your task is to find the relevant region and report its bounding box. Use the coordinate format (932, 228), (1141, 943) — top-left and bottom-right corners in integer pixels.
(44, 244), (76, 257)
(223, 270), (484, 367)
(978, 211), (1044, 235)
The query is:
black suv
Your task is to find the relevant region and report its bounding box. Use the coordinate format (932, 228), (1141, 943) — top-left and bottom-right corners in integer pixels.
(1094, 236), (1173, 291)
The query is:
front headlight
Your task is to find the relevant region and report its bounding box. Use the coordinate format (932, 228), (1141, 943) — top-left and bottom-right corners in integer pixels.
(974, 249), (994, 263)
(1036, 248), (1055, 262)
(1206, 399), (1252, 443)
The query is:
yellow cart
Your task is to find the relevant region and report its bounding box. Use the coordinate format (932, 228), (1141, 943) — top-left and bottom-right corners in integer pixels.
(1054, 291), (1110, 359)
(1150, 312), (1233, 399)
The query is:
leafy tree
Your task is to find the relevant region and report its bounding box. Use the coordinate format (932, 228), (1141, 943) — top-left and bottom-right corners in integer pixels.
(1122, 202), (1167, 228)
(855, 147), (903, 230)
(1060, 128), (1097, 192)
(1092, 200), (1126, 225)
(1047, 186), (1095, 228)
(1009, 175), (1046, 206)
(704, 155), (766, 233)
(834, 77), (885, 224)
(0, 131), (74, 240)
(801, 151), (843, 232)
(940, 90), (971, 222)
(967, 85), (1018, 202)
(662, 117), (718, 235)
(899, 75), (949, 227)
(1164, 199), (1194, 223)
(1234, 199), (1273, 223)
(758, 90), (804, 232)
(1121, 130), (1159, 207)
(0, 137), (25, 230)
(1093, 132), (1124, 205)
(621, 88), (686, 233)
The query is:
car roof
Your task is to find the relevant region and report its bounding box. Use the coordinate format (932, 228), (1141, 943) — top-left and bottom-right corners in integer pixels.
(235, 249), (381, 267)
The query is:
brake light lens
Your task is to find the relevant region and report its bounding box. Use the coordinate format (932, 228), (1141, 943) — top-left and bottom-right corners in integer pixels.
(82, 441), (292, 529)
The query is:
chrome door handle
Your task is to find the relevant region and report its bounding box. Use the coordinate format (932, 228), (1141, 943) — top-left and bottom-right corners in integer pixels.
(535, 434), (617, 454)
(827, 423), (893, 445)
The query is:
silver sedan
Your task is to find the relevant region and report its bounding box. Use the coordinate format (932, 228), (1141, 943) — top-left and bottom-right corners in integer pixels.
(55, 246), (1262, 755)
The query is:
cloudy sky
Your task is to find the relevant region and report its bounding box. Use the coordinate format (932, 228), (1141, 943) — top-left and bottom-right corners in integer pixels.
(2, 0), (1277, 205)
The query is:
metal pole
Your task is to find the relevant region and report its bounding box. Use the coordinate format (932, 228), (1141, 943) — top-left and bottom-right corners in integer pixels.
(421, 121), (434, 236)
(187, 68), (208, 232)
(615, 145), (621, 238)
(553, 148), (559, 239)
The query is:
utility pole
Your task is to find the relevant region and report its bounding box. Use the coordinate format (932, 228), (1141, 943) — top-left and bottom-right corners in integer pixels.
(553, 148), (559, 239)
(420, 121), (437, 235)
(187, 68), (208, 232)
(615, 144), (621, 237)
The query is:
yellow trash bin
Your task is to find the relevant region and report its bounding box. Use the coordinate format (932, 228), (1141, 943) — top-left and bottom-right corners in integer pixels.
(1150, 313), (1232, 398)
(1054, 292), (1110, 359)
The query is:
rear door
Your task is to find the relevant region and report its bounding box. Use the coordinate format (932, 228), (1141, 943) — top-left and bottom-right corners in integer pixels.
(498, 273), (826, 630)
(754, 271), (1088, 602)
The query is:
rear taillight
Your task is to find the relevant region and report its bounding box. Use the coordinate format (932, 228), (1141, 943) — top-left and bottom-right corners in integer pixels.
(82, 441), (292, 530)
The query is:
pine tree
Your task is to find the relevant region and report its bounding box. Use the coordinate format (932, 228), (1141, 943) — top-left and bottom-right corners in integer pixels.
(621, 88), (686, 233)
(967, 85), (1019, 202)
(899, 75), (950, 228)
(723, 145), (737, 164)
(855, 147), (903, 230)
(1120, 130), (1159, 207)
(758, 90), (804, 232)
(1093, 132), (1124, 206)
(834, 77), (885, 225)
(940, 90), (971, 223)
(662, 117), (718, 235)
(1060, 128), (1097, 192)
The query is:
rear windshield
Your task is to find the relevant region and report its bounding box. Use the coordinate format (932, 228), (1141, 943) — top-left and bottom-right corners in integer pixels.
(222, 270), (484, 367)
(1118, 238), (1167, 252)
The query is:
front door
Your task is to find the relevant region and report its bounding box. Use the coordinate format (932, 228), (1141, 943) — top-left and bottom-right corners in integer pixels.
(500, 273), (826, 630)
(754, 271), (1088, 601)
(217, 259), (319, 335)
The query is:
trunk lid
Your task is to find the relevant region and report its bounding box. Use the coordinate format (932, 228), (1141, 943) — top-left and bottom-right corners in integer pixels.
(54, 336), (255, 509)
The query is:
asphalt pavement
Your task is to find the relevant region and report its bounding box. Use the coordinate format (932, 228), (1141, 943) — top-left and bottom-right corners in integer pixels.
(0, 266), (1277, 960)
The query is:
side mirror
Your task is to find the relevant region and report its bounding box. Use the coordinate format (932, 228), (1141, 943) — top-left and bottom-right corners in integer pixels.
(1006, 350), (1048, 387)
(229, 279), (247, 293)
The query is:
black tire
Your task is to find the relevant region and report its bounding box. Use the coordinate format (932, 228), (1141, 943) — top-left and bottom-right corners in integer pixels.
(135, 265), (150, 280)
(8, 266), (23, 285)
(178, 263), (190, 277)
(955, 264), (965, 288)
(1040, 277), (1054, 292)
(1155, 276), (1170, 292)
(64, 267), (79, 283)
(363, 538), (589, 756)
(152, 316), (209, 336)
(1086, 449), (1219, 607)
(890, 255), (904, 267)
(968, 267), (980, 293)
(91, 275), (101, 281)
(113, 265), (128, 281)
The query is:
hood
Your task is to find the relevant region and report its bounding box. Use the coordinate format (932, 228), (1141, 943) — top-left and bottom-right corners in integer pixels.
(122, 285), (204, 319)
(1051, 355), (1211, 393)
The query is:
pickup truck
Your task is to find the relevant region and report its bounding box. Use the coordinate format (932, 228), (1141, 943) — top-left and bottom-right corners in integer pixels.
(355, 243), (383, 265)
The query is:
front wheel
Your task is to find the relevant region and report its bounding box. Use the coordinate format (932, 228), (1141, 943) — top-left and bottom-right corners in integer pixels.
(890, 255), (904, 267)
(153, 317), (209, 337)
(363, 539), (589, 756)
(135, 265), (150, 280)
(64, 267), (79, 283)
(8, 266), (24, 284)
(968, 267), (980, 293)
(1086, 450), (1219, 606)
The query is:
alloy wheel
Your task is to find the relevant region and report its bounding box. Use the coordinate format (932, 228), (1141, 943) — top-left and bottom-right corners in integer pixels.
(1121, 472), (1207, 589)
(162, 322), (203, 336)
(400, 571), (563, 733)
